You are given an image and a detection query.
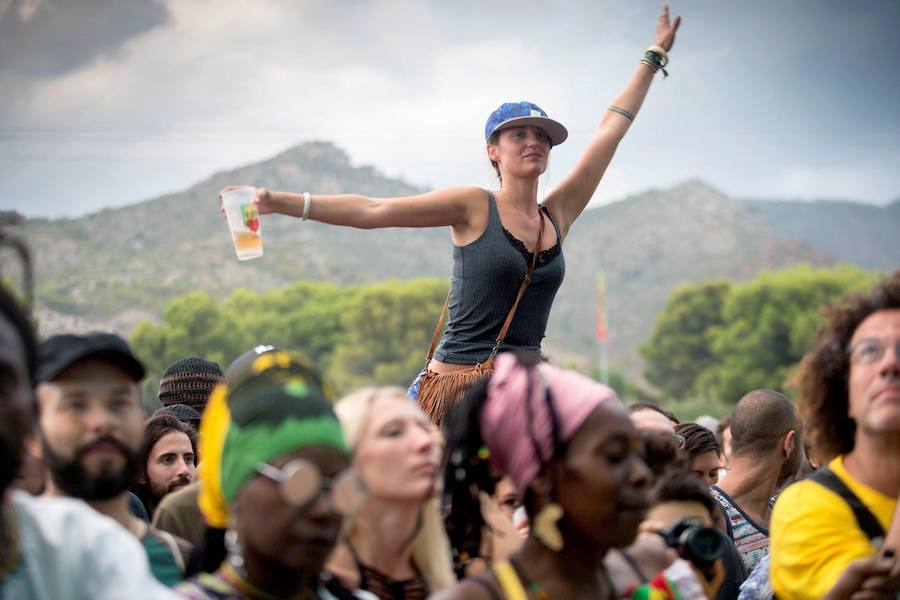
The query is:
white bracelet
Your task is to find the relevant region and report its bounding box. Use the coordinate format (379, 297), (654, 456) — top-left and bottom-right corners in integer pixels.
(302, 192), (311, 221)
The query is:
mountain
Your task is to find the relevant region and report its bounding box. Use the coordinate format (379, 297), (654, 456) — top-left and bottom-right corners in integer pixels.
(742, 198), (900, 271)
(16, 142), (894, 379)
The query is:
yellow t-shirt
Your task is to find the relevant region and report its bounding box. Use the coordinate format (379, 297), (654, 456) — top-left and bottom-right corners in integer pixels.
(770, 455), (896, 599)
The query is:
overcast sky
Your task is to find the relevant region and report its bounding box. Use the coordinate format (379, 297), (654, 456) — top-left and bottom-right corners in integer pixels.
(1, 0), (898, 218)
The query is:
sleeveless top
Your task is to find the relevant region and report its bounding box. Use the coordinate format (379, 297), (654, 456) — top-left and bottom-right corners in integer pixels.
(341, 543), (429, 600)
(711, 485), (769, 573)
(433, 191), (565, 364)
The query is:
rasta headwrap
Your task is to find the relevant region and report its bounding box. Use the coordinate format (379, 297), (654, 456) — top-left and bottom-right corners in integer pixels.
(442, 352), (621, 575)
(481, 352), (620, 493)
(198, 349), (347, 528)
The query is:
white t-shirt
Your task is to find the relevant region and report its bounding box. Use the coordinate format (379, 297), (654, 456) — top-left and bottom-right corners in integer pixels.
(3, 490), (176, 600)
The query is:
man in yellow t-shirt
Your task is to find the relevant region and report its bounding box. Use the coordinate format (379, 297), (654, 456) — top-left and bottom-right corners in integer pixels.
(770, 272), (900, 599)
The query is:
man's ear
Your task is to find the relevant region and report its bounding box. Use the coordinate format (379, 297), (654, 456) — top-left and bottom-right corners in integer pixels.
(783, 430), (796, 458)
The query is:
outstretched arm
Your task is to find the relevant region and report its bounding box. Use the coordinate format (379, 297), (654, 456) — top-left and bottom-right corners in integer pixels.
(545, 5), (681, 238)
(228, 185), (485, 231)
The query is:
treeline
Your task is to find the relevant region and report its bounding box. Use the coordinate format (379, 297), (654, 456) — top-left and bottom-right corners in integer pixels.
(641, 264), (874, 416)
(131, 264), (876, 417)
(131, 279), (447, 407)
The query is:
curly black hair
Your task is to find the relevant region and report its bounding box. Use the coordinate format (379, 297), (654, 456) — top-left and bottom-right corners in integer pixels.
(791, 270), (900, 462)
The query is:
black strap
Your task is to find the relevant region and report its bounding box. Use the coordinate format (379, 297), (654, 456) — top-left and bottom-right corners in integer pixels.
(615, 549), (649, 583)
(808, 467), (885, 542)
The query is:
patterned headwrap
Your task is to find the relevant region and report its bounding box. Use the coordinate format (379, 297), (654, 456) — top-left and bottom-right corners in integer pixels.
(197, 349), (347, 528)
(480, 353), (620, 494)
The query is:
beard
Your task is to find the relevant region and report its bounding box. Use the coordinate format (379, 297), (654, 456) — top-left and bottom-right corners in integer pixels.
(42, 435), (140, 501)
(148, 473), (191, 506)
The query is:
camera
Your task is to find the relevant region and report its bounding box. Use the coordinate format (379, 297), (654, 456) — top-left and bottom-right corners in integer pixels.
(658, 517), (727, 568)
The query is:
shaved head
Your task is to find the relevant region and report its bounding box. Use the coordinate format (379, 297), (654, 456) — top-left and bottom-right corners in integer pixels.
(730, 389), (800, 458)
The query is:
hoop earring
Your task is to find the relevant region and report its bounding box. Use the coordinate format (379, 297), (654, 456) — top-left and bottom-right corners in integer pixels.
(532, 503), (564, 552)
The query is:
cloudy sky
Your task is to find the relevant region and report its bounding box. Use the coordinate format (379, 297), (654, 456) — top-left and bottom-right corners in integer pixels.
(1, 0), (898, 218)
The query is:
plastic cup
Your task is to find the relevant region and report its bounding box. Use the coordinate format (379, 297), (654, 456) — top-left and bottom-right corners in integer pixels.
(221, 186), (263, 261)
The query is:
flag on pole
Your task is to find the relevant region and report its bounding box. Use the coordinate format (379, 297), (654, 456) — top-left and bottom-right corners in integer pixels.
(595, 267), (608, 342)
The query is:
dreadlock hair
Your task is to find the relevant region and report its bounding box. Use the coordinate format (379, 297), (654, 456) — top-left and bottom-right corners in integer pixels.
(0, 283), (37, 385)
(442, 350), (564, 575)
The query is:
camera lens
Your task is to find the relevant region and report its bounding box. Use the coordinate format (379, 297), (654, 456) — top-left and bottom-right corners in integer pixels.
(681, 526), (726, 566)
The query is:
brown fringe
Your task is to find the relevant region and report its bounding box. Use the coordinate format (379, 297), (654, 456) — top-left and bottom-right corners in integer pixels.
(416, 361), (494, 426)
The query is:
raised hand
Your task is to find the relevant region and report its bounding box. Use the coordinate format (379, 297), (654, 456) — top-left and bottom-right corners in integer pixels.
(654, 5), (682, 52)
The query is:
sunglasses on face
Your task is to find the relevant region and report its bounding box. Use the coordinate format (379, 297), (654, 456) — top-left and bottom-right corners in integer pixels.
(255, 458), (366, 515)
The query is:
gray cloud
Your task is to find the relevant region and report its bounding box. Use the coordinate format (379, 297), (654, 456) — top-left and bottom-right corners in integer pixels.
(0, 0), (898, 218)
(0, 0), (170, 77)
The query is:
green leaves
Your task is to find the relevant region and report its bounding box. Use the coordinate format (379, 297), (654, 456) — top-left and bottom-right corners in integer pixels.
(130, 278), (447, 408)
(640, 264), (874, 413)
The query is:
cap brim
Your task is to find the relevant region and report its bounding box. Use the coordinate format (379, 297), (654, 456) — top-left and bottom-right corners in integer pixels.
(492, 116), (568, 146)
(38, 348), (146, 383)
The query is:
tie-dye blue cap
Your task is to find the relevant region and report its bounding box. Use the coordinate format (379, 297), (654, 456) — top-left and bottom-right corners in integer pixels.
(484, 101), (568, 146)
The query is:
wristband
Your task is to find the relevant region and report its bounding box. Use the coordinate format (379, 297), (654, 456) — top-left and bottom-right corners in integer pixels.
(302, 192), (311, 221)
(647, 44), (670, 66)
(642, 51), (669, 78)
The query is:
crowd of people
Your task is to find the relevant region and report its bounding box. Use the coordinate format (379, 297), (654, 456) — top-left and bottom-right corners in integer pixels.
(1, 265), (898, 599)
(2, 5), (899, 598)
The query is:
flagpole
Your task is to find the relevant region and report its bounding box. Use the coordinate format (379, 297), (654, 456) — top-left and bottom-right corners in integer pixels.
(596, 262), (609, 385)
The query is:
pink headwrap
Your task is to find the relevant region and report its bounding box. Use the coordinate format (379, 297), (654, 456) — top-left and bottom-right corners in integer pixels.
(480, 353), (620, 494)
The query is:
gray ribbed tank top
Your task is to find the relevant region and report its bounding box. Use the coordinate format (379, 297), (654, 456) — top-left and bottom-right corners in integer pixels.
(433, 191), (565, 364)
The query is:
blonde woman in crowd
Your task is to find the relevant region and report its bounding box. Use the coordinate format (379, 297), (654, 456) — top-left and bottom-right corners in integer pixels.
(327, 387), (456, 599)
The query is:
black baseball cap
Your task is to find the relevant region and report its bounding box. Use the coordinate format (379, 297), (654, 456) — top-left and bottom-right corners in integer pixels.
(37, 332), (146, 383)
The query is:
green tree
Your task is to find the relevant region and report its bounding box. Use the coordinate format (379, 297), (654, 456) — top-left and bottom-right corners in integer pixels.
(131, 291), (251, 408)
(639, 264), (874, 410)
(641, 281), (732, 400)
(131, 278), (449, 404)
(223, 281), (353, 367)
(696, 264), (873, 403)
(327, 279), (447, 394)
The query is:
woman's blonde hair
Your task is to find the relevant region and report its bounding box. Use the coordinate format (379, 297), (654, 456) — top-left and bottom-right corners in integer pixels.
(335, 387), (456, 591)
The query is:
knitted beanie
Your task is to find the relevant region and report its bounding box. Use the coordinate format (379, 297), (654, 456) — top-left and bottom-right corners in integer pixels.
(158, 357), (224, 412)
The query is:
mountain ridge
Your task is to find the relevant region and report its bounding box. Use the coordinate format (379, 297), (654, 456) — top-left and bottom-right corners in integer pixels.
(15, 141), (897, 378)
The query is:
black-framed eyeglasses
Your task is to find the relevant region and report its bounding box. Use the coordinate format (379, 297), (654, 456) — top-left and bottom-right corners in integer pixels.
(847, 338), (900, 366)
(256, 459), (366, 515)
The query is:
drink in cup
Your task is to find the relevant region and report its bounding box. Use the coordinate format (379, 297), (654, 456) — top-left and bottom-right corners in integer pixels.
(221, 186), (263, 260)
